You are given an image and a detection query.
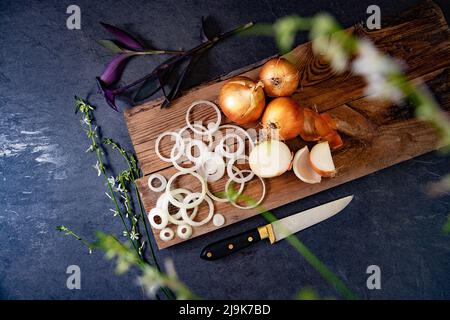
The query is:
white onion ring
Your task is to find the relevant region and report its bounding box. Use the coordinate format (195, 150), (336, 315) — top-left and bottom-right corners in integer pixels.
(159, 228), (174, 242)
(147, 173), (167, 192)
(171, 146), (199, 173)
(218, 133), (245, 159)
(219, 124), (256, 149)
(213, 213), (225, 227)
(186, 100), (221, 135)
(164, 188), (198, 225)
(197, 152), (225, 182)
(226, 155), (254, 184)
(155, 131), (183, 162)
(156, 192), (185, 212)
(185, 139), (208, 163)
(178, 124), (213, 151)
(166, 171), (206, 209)
(177, 224), (193, 239)
(180, 193), (214, 227)
(225, 170), (266, 210)
(206, 165), (245, 203)
(148, 207), (169, 230)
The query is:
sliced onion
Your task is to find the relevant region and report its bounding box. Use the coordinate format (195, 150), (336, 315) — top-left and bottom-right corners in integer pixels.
(218, 133), (245, 159)
(180, 193), (214, 227)
(184, 139), (208, 163)
(226, 155), (254, 183)
(164, 188), (198, 225)
(186, 100), (221, 135)
(159, 228), (174, 242)
(166, 171), (206, 209)
(147, 173), (167, 192)
(206, 165), (245, 203)
(197, 152), (225, 182)
(219, 124), (256, 149)
(225, 170), (266, 210)
(158, 188), (197, 220)
(155, 131), (183, 162)
(213, 213), (225, 227)
(171, 146), (200, 173)
(178, 124), (213, 150)
(148, 207), (169, 230)
(177, 224), (193, 239)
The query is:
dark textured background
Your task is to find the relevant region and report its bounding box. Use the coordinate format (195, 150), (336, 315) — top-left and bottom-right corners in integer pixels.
(1, 0), (450, 300)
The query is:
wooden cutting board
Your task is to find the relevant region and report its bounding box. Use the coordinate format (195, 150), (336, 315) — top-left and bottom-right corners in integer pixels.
(124, 0), (450, 249)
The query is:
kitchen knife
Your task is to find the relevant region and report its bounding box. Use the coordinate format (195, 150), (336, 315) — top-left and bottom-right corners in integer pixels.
(200, 195), (353, 260)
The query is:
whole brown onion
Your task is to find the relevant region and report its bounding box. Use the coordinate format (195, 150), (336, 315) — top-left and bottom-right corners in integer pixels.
(261, 97), (304, 140)
(218, 76), (266, 125)
(259, 58), (300, 97)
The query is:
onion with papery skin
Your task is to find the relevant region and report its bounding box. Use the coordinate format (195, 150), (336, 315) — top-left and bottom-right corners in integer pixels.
(259, 58), (299, 97)
(218, 76), (266, 125)
(261, 97), (304, 140)
(249, 139), (292, 178)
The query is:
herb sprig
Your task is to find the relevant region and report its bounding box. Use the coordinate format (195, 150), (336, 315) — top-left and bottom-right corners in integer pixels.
(71, 96), (175, 299)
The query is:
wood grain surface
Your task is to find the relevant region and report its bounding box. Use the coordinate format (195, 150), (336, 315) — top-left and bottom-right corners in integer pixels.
(125, 0), (450, 249)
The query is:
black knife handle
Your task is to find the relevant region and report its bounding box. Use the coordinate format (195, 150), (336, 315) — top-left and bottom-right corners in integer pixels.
(200, 228), (262, 261)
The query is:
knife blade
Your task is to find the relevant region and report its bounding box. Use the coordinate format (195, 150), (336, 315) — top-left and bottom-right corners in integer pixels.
(200, 195), (353, 260)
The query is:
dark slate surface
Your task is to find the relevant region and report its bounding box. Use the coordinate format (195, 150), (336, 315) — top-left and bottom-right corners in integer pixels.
(0, 0), (449, 300)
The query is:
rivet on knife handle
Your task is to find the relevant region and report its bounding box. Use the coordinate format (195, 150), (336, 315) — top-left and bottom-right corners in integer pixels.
(200, 225), (273, 261)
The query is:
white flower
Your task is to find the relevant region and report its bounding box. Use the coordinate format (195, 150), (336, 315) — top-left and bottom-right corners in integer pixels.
(114, 182), (125, 193)
(312, 36), (348, 73)
(81, 116), (91, 125)
(129, 230), (140, 241)
(122, 231), (128, 237)
(93, 160), (102, 176)
(105, 192), (112, 200)
(85, 145), (94, 153)
(109, 208), (119, 217)
(352, 40), (403, 102)
(107, 176), (116, 187)
(137, 268), (162, 298)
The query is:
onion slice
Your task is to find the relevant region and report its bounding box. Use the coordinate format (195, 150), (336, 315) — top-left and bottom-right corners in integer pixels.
(166, 171), (206, 209)
(177, 224), (193, 239)
(206, 165), (245, 203)
(159, 228), (174, 242)
(148, 207), (169, 230)
(147, 173), (167, 192)
(185, 139), (208, 163)
(225, 170), (266, 210)
(292, 146), (321, 184)
(186, 100), (221, 135)
(160, 188), (198, 223)
(171, 146), (200, 173)
(217, 133), (245, 159)
(226, 155), (254, 183)
(180, 193), (214, 226)
(155, 131), (183, 162)
(197, 152), (225, 182)
(219, 124), (256, 149)
(213, 213), (225, 227)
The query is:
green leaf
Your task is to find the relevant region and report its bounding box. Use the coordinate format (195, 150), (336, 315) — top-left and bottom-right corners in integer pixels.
(297, 287), (320, 300)
(274, 15), (313, 53)
(240, 23), (274, 36)
(444, 215), (450, 235)
(98, 40), (126, 54)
